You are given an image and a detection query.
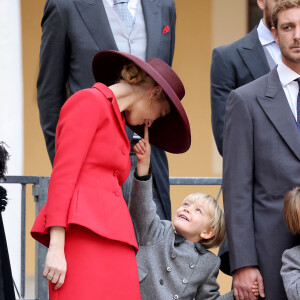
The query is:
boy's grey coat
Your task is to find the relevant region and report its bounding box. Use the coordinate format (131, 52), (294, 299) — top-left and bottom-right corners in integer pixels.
(129, 176), (234, 300)
(281, 246), (300, 300)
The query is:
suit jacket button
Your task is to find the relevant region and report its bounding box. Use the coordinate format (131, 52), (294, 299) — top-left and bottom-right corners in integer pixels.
(167, 266), (172, 272)
(189, 263), (195, 269)
(182, 278), (188, 284)
(171, 252), (177, 259)
(159, 279), (163, 285)
(173, 295), (179, 299)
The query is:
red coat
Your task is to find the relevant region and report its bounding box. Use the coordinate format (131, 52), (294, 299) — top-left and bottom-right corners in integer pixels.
(31, 83), (138, 251)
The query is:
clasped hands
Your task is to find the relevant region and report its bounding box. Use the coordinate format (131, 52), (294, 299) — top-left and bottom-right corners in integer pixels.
(233, 266), (265, 300)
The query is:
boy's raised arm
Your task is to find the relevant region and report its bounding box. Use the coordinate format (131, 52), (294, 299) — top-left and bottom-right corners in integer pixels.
(128, 125), (167, 246)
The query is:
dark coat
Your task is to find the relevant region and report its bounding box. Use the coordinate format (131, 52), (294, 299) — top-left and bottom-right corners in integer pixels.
(210, 26), (270, 156)
(223, 67), (300, 300)
(0, 187), (15, 300)
(210, 26), (271, 274)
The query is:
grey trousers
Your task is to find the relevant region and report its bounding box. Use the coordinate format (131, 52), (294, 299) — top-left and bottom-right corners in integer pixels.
(121, 154), (167, 220)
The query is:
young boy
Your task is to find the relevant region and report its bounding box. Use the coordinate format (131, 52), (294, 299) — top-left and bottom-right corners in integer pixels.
(129, 126), (241, 300)
(281, 187), (300, 300)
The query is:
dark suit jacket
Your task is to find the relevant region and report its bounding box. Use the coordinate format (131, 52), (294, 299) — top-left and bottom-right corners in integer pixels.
(223, 67), (300, 300)
(210, 26), (270, 156)
(37, 0), (176, 220)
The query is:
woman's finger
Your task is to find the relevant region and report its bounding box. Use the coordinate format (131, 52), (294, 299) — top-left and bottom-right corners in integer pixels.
(46, 272), (55, 281)
(43, 266), (50, 278)
(55, 272), (66, 290)
(51, 272), (60, 284)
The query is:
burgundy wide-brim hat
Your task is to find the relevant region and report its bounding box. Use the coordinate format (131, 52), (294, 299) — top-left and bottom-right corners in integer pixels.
(92, 50), (191, 153)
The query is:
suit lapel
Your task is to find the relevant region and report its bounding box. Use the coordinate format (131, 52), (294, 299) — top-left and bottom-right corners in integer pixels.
(257, 68), (300, 161)
(74, 0), (118, 51)
(141, 0), (161, 60)
(237, 27), (270, 80)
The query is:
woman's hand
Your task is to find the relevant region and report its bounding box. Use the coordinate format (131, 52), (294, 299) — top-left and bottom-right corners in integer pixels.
(43, 227), (67, 290)
(134, 125), (151, 176)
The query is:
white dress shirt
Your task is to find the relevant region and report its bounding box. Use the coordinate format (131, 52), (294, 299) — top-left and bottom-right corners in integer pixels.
(106, 0), (139, 18)
(277, 61), (300, 121)
(257, 19), (282, 65)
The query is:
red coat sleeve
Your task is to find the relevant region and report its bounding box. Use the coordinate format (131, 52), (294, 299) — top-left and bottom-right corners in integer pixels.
(45, 88), (104, 230)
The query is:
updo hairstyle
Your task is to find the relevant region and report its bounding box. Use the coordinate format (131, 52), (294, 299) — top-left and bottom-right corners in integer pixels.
(120, 63), (167, 102)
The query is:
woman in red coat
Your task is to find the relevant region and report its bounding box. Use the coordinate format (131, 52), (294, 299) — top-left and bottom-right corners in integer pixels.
(31, 51), (191, 299)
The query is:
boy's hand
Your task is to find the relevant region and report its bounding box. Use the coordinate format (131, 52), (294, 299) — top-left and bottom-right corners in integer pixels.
(134, 125), (151, 176)
(251, 281), (259, 298)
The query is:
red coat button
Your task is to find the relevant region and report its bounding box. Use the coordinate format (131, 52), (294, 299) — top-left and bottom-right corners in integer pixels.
(114, 190), (121, 197)
(122, 148), (127, 155)
(113, 170), (119, 176)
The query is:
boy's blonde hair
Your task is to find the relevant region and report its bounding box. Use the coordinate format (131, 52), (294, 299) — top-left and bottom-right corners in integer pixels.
(284, 187), (300, 235)
(182, 192), (225, 249)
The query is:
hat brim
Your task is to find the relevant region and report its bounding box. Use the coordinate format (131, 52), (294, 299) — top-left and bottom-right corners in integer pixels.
(92, 50), (191, 153)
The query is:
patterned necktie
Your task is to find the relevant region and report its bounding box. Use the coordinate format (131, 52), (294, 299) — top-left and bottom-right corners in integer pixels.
(296, 78), (300, 128)
(113, 0), (134, 33)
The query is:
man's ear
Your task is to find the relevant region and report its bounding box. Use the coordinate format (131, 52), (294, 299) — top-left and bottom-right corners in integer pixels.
(200, 228), (215, 240)
(257, 0), (265, 10)
(271, 27), (279, 44)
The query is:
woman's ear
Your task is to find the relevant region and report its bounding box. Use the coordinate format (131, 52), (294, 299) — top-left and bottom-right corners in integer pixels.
(152, 86), (163, 99)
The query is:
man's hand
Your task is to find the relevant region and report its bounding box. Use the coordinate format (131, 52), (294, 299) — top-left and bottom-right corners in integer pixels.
(233, 266), (265, 300)
(133, 125), (151, 176)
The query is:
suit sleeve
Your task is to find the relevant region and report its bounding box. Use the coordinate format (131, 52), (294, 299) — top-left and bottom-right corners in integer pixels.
(168, 0), (176, 67)
(45, 89), (102, 229)
(210, 46), (236, 156)
(37, 0), (70, 164)
(222, 89), (258, 273)
(281, 247), (300, 300)
(195, 256), (234, 300)
(128, 176), (167, 246)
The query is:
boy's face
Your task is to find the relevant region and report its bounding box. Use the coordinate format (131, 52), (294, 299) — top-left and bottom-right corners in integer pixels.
(173, 198), (215, 243)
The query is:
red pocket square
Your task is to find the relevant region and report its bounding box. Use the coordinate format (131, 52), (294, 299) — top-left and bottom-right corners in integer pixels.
(162, 25), (170, 34)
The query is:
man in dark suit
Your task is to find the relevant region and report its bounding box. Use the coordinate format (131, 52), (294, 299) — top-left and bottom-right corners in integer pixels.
(37, 0), (176, 220)
(223, 1), (300, 299)
(211, 0), (280, 156)
(211, 0), (280, 276)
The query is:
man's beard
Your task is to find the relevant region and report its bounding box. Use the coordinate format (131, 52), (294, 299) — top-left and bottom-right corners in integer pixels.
(281, 44), (300, 64)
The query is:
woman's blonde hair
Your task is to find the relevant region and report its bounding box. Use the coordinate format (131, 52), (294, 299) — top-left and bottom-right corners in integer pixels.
(182, 192), (226, 249)
(284, 187), (300, 235)
(120, 63), (167, 101)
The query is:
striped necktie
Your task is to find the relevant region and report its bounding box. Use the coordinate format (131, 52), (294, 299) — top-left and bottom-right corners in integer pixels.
(113, 0), (134, 33)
